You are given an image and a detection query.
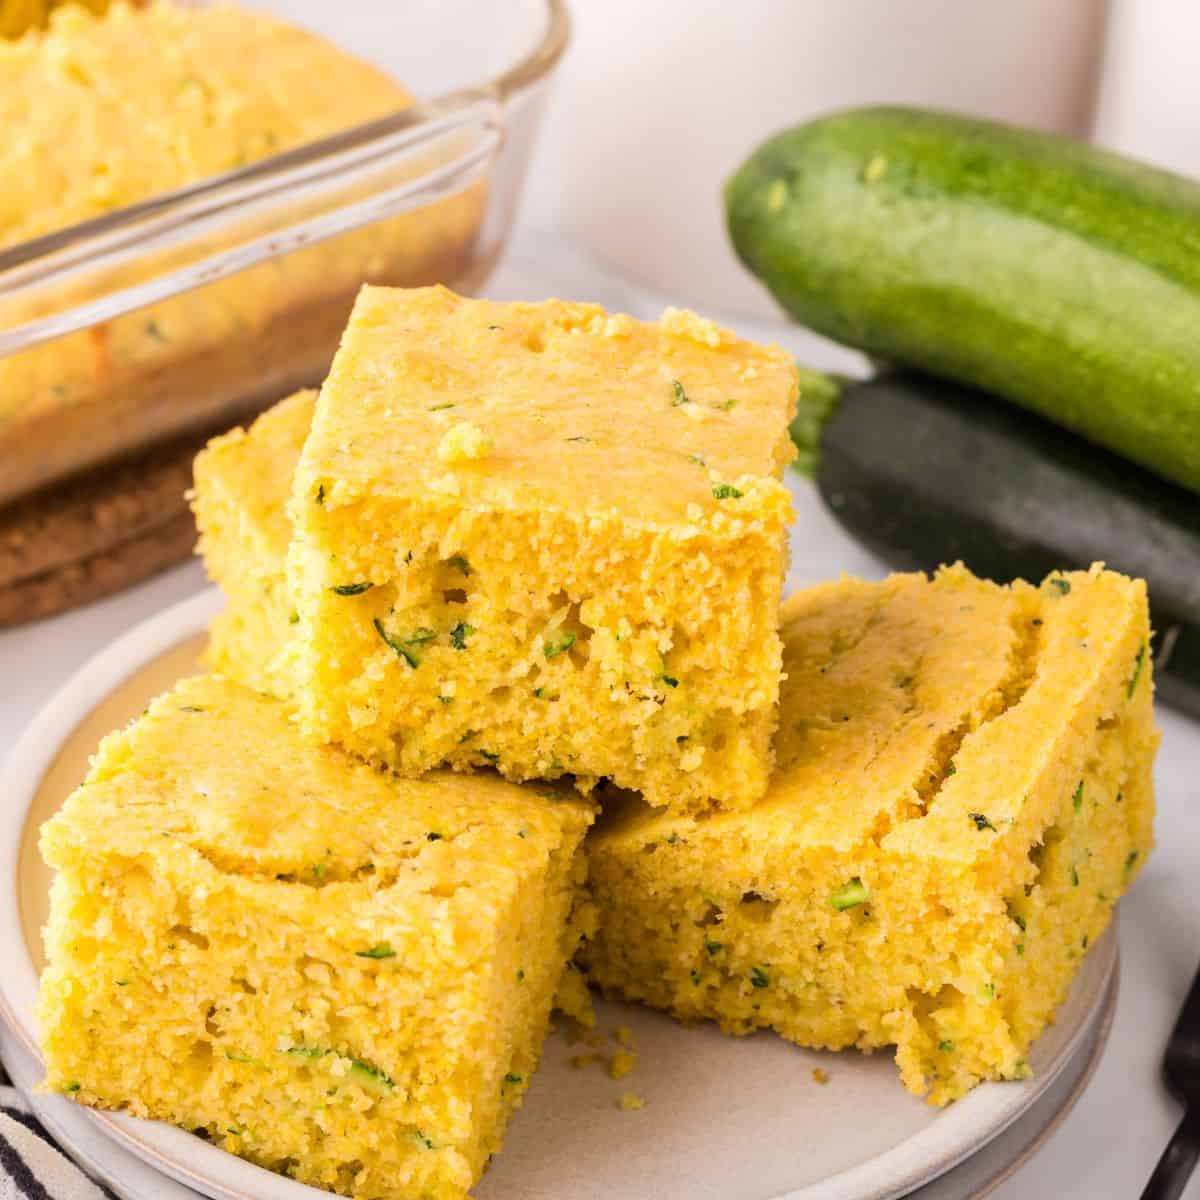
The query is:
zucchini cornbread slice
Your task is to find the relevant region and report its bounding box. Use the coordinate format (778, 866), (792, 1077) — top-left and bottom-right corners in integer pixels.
(288, 285), (798, 811)
(192, 389), (316, 696)
(39, 674), (595, 1200)
(581, 565), (1156, 1103)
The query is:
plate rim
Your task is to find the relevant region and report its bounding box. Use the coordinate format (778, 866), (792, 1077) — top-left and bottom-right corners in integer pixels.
(0, 586), (1118, 1200)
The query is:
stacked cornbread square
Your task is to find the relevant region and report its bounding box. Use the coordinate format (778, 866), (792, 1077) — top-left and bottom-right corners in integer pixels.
(287, 286), (798, 811)
(39, 675), (595, 1200)
(192, 388), (316, 697)
(582, 565), (1155, 1103)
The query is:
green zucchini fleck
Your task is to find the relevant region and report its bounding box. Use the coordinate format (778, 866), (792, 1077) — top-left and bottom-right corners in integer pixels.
(671, 380), (690, 407)
(450, 622), (475, 650)
(544, 631), (576, 659)
(750, 966), (770, 989)
(374, 620), (436, 668)
(968, 811), (997, 832)
(711, 482), (743, 500)
(1128, 641), (1147, 698)
(356, 942), (396, 959)
(1072, 781), (1084, 811)
(331, 582), (373, 596)
(348, 1059), (394, 1096)
(830, 878), (869, 910)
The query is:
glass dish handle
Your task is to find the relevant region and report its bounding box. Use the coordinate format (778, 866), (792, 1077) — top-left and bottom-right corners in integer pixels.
(0, 95), (503, 359)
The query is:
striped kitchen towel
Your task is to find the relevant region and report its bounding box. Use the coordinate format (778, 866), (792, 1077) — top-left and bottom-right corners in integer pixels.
(0, 1064), (115, 1200)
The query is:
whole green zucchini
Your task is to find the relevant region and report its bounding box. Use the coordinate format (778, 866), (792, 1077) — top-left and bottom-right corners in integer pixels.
(726, 106), (1200, 493)
(804, 369), (1200, 719)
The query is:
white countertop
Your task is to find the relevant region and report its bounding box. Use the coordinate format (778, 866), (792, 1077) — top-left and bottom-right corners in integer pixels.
(2, 230), (1196, 1200)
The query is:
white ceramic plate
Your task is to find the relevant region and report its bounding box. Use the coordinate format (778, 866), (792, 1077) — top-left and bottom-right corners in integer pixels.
(0, 589), (1120, 1200)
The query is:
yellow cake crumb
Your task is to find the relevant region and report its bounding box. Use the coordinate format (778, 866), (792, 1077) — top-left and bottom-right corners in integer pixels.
(613, 1026), (634, 1048)
(617, 1092), (645, 1111)
(437, 420), (492, 465)
(812, 1068), (829, 1085)
(608, 1049), (636, 1081)
(582, 565), (1156, 1104)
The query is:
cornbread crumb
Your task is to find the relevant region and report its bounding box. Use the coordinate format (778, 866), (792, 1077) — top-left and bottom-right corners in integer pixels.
(613, 1026), (634, 1048)
(659, 306), (728, 348)
(39, 675), (595, 1199)
(617, 1093), (646, 1112)
(570, 1054), (599, 1070)
(608, 1050), (636, 1081)
(552, 962), (597, 1030)
(812, 1068), (829, 1085)
(583, 565), (1156, 1104)
(437, 421), (492, 465)
(290, 286), (798, 810)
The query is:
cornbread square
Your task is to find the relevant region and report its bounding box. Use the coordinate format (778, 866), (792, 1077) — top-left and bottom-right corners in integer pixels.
(290, 286), (798, 810)
(192, 390), (316, 696)
(581, 565), (1156, 1103)
(39, 675), (595, 1200)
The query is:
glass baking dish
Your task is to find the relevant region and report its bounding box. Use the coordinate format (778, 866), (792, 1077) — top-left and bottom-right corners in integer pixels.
(0, 0), (567, 508)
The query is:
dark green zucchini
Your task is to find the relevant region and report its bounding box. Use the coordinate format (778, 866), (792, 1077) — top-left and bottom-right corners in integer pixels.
(727, 106), (1200, 493)
(807, 371), (1200, 718)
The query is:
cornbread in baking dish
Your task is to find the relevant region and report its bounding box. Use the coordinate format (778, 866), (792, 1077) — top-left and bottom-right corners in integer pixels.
(192, 389), (316, 697)
(38, 674), (595, 1200)
(581, 565), (1156, 1104)
(289, 285), (798, 810)
(0, 3), (486, 507)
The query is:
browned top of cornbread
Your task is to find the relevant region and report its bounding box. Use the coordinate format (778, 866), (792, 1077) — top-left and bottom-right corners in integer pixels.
(298, 286), (798, 528)
(45, 673), (595, 890)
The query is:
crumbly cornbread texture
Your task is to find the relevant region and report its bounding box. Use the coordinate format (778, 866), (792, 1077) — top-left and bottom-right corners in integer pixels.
(192, 390), (316, 696)
(581, 565), (1156, 1103)
(289, 286), (798, 810)
(39, 675), (595, 1200)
